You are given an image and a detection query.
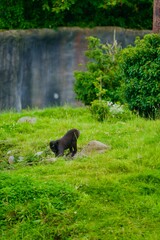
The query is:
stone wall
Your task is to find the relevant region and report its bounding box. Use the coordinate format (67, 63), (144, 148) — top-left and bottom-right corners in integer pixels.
(0, 27), (151, 111)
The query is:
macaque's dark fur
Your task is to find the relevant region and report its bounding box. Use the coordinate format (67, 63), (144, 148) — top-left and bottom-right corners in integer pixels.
(50, 129), (80, 157)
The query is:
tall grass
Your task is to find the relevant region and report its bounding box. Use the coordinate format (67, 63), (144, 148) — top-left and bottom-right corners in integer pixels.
(0, 106), (160, 239)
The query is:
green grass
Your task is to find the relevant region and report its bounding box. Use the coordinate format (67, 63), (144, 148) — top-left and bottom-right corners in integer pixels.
(0, 106), (160, 239)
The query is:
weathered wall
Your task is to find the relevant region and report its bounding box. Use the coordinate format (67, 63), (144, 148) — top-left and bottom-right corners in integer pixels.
(0, 27), (151, 111)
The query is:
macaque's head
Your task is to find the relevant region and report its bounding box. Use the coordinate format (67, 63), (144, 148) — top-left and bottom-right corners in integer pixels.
(50, 140), (59, 155)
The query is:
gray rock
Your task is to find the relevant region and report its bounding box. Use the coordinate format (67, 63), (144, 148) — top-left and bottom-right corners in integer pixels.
(43, 158), (57, 163)
(77, 140), (111, 157)
(8, 156), (15, 164)
(35, 151), (43, 156)
(7, 150), (12, 155)
(17, 116), (37, 124)
(18, 156), (24, 162)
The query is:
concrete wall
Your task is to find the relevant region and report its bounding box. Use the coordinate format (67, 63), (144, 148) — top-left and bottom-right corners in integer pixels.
(0, 27), (151, 111)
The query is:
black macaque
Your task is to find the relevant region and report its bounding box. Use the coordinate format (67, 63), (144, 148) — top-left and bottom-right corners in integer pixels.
(50, 129), (80, 157)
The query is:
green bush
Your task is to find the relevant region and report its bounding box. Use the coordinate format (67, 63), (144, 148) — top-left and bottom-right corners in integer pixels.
(121, 34), (160, 119)
(74, 36), (123, 106)
(108, 102), (134, 121)
(90, 100), (134, 122)
(90, 100), (109, 122)
(74, 71), (97, 106)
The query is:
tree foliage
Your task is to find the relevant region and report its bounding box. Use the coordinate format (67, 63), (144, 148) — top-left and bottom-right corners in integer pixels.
(74, 36), (123, 105)
(0, 0), (153, 29)
(90, 100), (110, 122)
(121, 34), (160, 119)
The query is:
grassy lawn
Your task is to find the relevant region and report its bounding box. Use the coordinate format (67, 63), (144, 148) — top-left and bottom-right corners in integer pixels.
(0, 106), (160, 239)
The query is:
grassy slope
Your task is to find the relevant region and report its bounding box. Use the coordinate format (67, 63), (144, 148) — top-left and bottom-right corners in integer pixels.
(0, 106), (160, 240)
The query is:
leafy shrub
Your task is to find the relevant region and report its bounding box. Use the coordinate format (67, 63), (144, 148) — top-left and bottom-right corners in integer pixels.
(108, 102), (133, 120)
(121, 34), (160, 119)
(90, 100), (133, 122)
(74, 36), (123, 105)
(90, 100), (109, 122)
